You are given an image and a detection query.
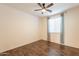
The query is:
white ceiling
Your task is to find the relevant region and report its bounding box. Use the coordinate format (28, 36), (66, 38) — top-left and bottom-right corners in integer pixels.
(1, 3), (79, 16)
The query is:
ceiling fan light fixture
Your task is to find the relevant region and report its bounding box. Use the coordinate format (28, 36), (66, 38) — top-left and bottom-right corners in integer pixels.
(41, 9), (46, 12)
(34, 3), (53, 14)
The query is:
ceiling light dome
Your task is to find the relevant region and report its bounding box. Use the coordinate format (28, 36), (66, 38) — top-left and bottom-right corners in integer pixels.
(41, 9), (46, 12)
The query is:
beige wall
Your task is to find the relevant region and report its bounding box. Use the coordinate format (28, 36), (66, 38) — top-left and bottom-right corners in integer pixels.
(64, 6), (79, 48)
(39, 17), (48, 40)
(0, 5), (40, 53)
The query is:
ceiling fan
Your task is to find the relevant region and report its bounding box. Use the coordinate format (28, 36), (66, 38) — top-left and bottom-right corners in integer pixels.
(34, 3), (54, 14)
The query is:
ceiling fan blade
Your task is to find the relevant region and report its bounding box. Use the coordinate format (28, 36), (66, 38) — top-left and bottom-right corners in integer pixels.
(46, 3), (53, 8)
(37, 3), (43, 8)
(34, 9), (42, 11)
(42, 3), (45, 8)
(46, 9), (52, 12)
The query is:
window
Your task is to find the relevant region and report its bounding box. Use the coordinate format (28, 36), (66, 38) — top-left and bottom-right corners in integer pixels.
(48, 15), (62, 33)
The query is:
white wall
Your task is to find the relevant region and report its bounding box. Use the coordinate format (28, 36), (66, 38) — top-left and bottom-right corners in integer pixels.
(0, 5), (40, 53)
(64, 6), (79, 48)
(39, 17), (48, 40)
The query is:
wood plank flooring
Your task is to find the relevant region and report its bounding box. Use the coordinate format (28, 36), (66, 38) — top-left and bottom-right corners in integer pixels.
(0, 40), (79, 56)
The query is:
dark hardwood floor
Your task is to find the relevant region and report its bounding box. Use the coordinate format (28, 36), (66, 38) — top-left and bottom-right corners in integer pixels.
(0, 40), (79, 56)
